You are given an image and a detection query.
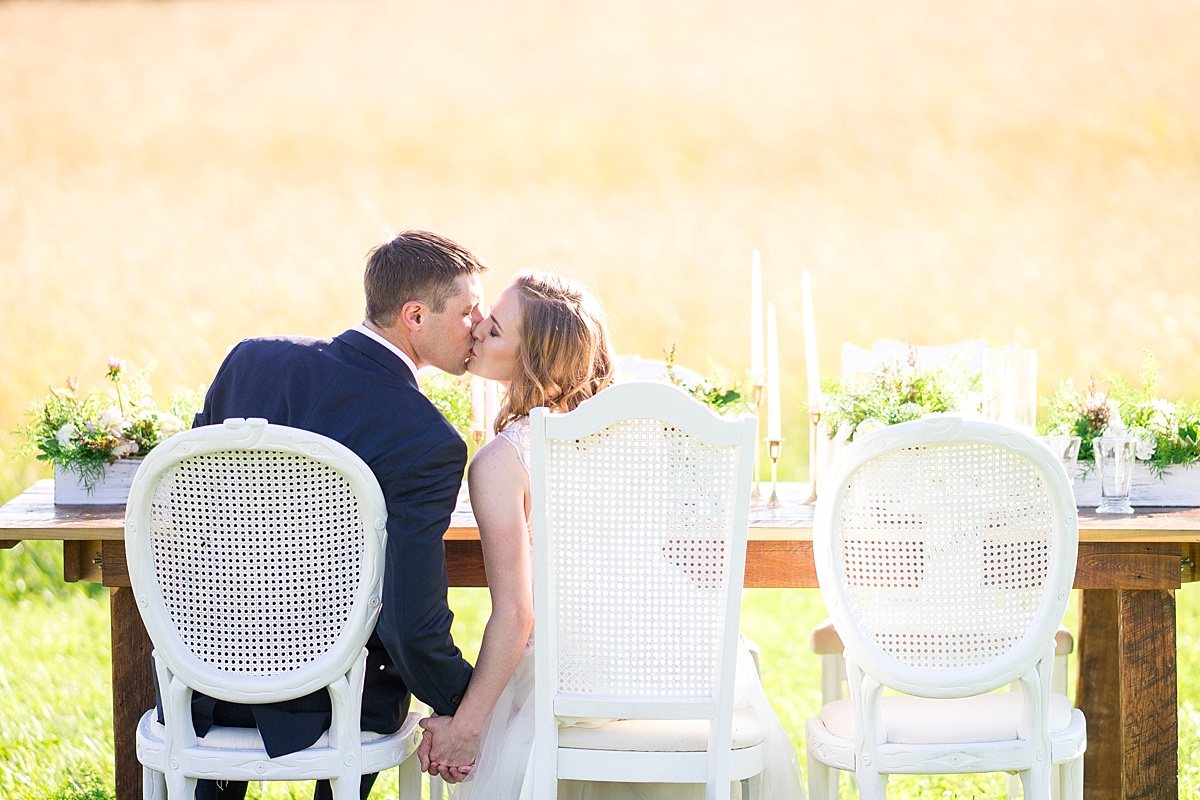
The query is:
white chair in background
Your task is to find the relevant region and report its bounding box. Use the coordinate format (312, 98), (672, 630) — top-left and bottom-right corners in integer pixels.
(806, 414), (1086, 800)
(528, 382), (762, 799)
(126, 418), (425, 800)
(808, 619), (1075, 800)
(839, 339), (991, 377)
(613, 353), (705, 386)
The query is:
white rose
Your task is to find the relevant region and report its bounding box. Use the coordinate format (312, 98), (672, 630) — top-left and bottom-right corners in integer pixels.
(854, 418), (888, 439)
(157, 413), (186, 439)
(833, 423), (854, 443)
(56, 423), (80, 448)
(98, 406), (126, 434)
(112, 440), (141, 458)
(1147, 399), (1175, 432)
(1130, 427), (1157, 461)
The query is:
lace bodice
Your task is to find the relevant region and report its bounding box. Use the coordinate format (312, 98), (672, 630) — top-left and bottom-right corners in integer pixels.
(496, 416), (531, 475)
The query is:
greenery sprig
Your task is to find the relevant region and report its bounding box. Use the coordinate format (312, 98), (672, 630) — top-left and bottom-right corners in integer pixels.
(819, 346), (981, 442)
(1041, 351), (1200, 476)
(663, 344), (746, 416)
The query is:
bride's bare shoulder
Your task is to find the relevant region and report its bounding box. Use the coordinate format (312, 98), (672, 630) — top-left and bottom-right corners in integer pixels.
(467, 434), (526, 482)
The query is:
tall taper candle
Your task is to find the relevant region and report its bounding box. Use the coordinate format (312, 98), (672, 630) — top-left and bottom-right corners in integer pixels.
(750, 250), (764, 383)
(802, 269), (820, 408)
(766, 302), (782, 441)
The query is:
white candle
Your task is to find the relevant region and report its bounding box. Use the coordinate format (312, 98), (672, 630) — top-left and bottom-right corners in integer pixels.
(750, 250), (764, 384)
(484, 380), (499, 442)
(766, 302), (782, 441)
(802, 269), (820, 410)
(470, 376), (485, 435)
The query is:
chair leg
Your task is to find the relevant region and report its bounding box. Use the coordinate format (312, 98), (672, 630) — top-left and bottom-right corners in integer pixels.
(330, 775), (359, 800)
(807, 751), (834, 800)
(855, 770), (888, 800)
(142, 766), (166, 800)
(397, 756), (421, 800)
(1059, 755), (1084, 800)
(164, 771), (196, 800)
(1019, 761), (1052, 800)
(429, 774), (445, 800)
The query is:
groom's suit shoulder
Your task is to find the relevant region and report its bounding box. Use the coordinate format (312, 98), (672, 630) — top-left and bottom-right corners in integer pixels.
(197, 330), (464, 455)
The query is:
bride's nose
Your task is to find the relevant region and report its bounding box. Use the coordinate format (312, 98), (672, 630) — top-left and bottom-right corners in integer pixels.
(471, 321), (486, 341)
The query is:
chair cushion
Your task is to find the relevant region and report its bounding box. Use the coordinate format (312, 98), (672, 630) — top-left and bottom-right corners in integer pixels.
(556, 705), (765, 752)
(148, 719), (396, 750)
(819, 692), (1075, 744)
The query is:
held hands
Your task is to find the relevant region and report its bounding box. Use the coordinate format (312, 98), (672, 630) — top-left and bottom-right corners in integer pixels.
(418, 714), (479, 784)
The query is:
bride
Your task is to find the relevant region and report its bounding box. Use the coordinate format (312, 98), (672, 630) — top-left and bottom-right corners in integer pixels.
(419, 271), (803, 799)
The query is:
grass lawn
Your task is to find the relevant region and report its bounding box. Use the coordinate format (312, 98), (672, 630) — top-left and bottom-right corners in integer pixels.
(3, 539), (1199, 799)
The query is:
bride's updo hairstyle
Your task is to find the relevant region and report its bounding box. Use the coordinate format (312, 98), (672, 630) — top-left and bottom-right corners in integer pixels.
(495, 271), (614, 434)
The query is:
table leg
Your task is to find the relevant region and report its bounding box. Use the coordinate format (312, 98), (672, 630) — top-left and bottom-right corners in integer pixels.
(1077, 590), (1121, 799)
(1077, 589), (1178, 800)
(110, 586), (154, 800)
(1118, 588), (1177, 800)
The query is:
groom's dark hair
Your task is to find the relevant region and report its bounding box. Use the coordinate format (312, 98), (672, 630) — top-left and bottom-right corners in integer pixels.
(364, 230), (489, 327)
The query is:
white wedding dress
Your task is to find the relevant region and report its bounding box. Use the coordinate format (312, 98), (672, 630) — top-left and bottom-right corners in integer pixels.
(449, 418), (805, 800)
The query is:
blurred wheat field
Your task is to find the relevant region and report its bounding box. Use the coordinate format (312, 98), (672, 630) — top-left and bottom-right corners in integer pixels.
(2, 0), (1199, 492)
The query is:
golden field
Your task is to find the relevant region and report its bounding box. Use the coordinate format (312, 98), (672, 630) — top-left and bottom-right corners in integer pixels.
(1, 0), (1198, 493)
(2, 3), (1200, 797)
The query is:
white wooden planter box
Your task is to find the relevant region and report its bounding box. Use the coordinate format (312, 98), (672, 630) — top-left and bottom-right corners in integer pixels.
(54, 458), (145, 505)
(1071, 463), (1200, 508)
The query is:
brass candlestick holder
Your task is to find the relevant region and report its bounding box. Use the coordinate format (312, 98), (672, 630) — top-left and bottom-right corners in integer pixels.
(745, 383), (765, 500)
(804, 408), (821, 504)
(766, 437), (784, 506)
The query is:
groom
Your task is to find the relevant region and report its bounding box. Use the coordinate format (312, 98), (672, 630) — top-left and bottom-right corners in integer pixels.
(186, 230), (486, 800)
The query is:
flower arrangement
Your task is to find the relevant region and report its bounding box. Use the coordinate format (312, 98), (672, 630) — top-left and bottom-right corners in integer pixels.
(819, 347), (981, 443)
(1040, 352), (1200, 476)
(18, 357), (203, 492)
(663, 345), (747, 416)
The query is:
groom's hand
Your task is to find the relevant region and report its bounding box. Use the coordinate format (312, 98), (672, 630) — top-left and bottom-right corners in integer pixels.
(419, 714), (478, 783)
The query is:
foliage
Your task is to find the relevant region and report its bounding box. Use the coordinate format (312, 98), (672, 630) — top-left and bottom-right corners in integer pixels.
(420, 371), (473, 440)
(820, 347), (981, 442)
(15, 358), (203, 492)
(0, 540), (105, 602)
(1041, 351), (1200, 475)
(48, 771), (113, 800)
(663, 345), (746, 416)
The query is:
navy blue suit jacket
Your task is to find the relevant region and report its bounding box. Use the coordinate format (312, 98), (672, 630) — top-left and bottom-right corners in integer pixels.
(188, 328), (473, 757)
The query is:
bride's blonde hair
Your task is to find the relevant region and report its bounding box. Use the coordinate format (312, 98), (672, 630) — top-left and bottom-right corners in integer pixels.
(495, 271), (614, 434)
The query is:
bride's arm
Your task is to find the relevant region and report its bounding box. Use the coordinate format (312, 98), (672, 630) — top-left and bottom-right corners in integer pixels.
(421, 436), (534, 772)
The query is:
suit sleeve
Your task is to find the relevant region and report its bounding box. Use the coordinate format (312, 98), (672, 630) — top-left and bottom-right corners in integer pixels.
(375, 433), (474, 716)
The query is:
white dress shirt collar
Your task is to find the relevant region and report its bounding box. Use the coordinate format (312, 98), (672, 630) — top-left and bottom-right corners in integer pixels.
(353, 323), (419, 382)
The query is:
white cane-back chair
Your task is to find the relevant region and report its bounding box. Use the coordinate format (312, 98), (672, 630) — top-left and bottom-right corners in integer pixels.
(839, 339), (991, 378)
(528, 382), (761, 799)
(807, 414), (1086, 800)
(126, 418), (425, 800)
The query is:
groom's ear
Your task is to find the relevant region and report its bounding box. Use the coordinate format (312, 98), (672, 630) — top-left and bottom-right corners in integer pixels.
(399, 300), (425, 331)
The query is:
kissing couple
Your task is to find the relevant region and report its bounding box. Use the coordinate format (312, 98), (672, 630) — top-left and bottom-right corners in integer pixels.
(189, 230), (802, 799)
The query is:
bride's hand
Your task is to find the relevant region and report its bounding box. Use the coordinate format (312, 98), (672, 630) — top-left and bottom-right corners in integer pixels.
(419, 714), (479, 783)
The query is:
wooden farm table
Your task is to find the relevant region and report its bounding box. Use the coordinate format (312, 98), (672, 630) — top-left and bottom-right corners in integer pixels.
(1, 479), (1196, 800)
